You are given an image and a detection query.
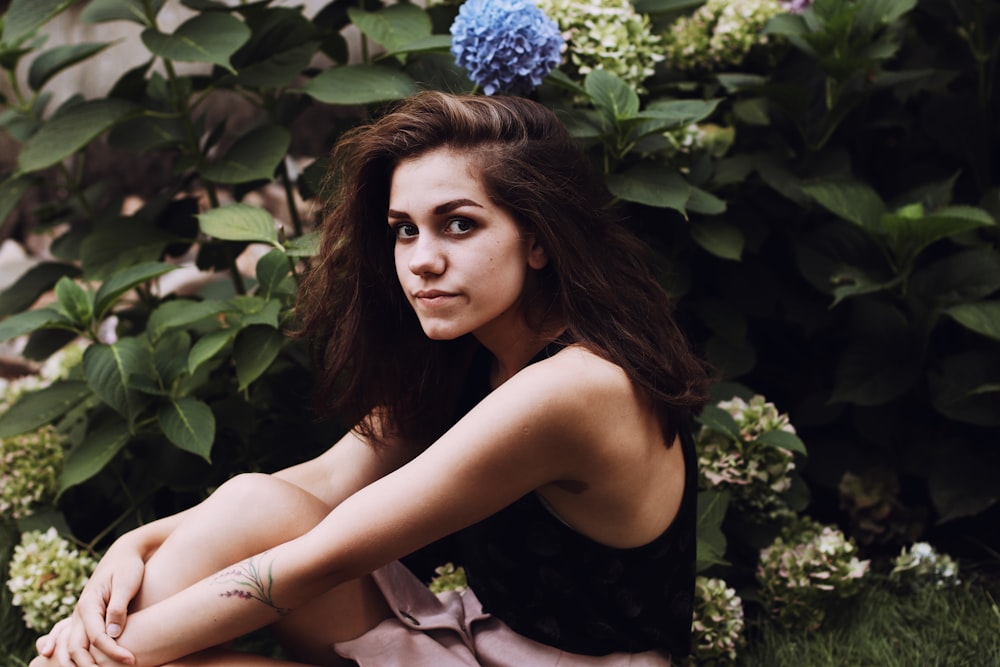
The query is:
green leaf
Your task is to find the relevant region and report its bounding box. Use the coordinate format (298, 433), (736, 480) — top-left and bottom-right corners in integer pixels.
(928, 350), (1000, 427)
(829, 264), (902, 306)
(57, 417), (131, 495)
(584, 69), (639, 121)
(234, 39), (319, 89)
(886, 205), (996, 266)
(81, 0), (165, 26)
(0, 307), (73, 343)
(233, 324), (285, 390)
(299, 64), (416, 105)
(605, 164), (690, 214)
(80, 217), (178, 281)
(2, 0), (74, 44)
(255, 248), (290, 300)
(946, 301), (1000, 342)
(83, 338), (153, 425)
(382, 35), (453, 59)
(93, 261), (177, 320)
(0, 262), (81, 317)
(159, 397), (215, 461)
(756, 429), (807, 456)
(228, 296), (282, 328)
(830, 338), (921, 406)
(28, 42), (113, 91)
(695, 489), (731, 571)
(0, 380), (91, 437)
(685, 186), (727, 216)
(632, 99), (720, 138)
(802, 180), (887, 229)
(201, 124), (290, 185)
(695, 404), (742, 442)
(348, 4), (432, 53)
(188, 328), (236, 375)
(691, 221), (743, 261)
(909, 249), (1000, 305)
(0, 176), (32, 228)
(198, 203), (278, 244)
(16, 99), (137, 174)
(147, 299), (230, 341)
(141, 13), (250, 72)
(284, 231), (320, 257)
(53, 277), (93, 327)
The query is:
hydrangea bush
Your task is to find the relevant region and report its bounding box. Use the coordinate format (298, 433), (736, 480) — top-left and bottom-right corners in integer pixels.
(696, 395), (801, 518)
(889, 542), (961, 592)
(691, 576), (745, 665)
(534, 0), (662, 93)
(757, 518), (869, 630)
(450, 0), (563, 95)
(0, 426), (65, 520)
(6, 528), (97, 633)
(664, 0), (785, 72)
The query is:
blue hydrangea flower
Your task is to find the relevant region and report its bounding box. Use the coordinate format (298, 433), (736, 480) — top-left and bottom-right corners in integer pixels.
(450, 0), (563, 95)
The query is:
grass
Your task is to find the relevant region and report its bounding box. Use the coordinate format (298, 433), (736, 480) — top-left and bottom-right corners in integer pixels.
(3, 570), (999, 666)
(739, 577), (1000, 667)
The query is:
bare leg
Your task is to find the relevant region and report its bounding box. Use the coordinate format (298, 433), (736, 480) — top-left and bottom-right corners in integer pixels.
(133, 473), (392, 666)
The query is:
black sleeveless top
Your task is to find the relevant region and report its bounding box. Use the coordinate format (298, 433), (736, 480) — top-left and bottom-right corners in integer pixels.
(445, 343), (697, 658)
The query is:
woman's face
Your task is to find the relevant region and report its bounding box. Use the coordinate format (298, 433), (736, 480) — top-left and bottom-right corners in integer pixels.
(388, 148), (547, 344)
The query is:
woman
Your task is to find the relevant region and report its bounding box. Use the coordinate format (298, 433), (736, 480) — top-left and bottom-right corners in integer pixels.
(33, 91), (711, 667)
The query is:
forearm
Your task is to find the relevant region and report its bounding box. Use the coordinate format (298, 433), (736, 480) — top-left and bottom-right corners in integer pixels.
(113, 538), (340, 667)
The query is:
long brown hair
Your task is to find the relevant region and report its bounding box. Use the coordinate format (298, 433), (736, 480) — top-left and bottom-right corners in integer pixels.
(297, 91), (711, 445)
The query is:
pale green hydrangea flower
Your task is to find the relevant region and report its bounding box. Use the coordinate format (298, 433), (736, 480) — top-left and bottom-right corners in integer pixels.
(696, 395), (798, 518)
(757, 518), (869, 630)
(0, 426), (66, 520)
(890, 541), (960, 591)
(427, 562), (468, 593)
(536, 0), (663, 92)
(664, 0), (784, 72)
(7, 528), (97, 632)
(692, 576), (745, 664)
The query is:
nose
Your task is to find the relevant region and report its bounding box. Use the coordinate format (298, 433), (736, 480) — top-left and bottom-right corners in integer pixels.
(407, 235), (446, 276)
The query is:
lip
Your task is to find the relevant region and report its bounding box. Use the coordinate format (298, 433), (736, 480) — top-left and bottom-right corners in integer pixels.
(413, 290), (459, 307)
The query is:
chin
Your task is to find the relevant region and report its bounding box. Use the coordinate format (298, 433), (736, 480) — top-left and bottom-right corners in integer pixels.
(420, 325), (467, 341)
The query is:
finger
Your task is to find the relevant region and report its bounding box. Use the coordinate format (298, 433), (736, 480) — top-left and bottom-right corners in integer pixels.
(91, 634), (136, 666)
(68, 647), (99, 667)
(78, 590), (111, 647)
(103, 572), (139, 638)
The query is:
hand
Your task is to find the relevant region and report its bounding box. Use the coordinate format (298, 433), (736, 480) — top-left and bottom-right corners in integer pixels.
(35, 541), (145, 667)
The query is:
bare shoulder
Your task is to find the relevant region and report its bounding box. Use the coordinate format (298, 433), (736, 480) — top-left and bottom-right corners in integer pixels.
(510, 345), (643, 418)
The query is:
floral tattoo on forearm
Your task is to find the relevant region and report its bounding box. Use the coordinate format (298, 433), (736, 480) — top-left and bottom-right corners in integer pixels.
(213, 551), (291, 616)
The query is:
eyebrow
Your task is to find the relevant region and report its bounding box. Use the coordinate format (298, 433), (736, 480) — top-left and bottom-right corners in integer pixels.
(387, 198), (484, 219)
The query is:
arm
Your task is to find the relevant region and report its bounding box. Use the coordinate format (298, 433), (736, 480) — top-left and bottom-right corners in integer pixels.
(44, 425), (416, 667)
(102, 358), (609, 667)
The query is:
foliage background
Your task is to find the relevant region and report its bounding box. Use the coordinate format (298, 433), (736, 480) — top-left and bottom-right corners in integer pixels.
(0, 0), (998, 662)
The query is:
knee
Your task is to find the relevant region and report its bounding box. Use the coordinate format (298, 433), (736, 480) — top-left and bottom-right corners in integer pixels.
(210, 473), (328, 533)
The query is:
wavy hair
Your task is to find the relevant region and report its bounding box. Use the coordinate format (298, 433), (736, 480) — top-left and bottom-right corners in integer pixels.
(297, 91), (711, 446)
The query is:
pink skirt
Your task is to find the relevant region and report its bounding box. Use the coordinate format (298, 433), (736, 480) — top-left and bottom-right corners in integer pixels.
(334, 561), (672, 667)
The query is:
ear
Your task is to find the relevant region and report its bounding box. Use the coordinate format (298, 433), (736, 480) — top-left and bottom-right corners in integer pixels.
(526, 235), (548, 270)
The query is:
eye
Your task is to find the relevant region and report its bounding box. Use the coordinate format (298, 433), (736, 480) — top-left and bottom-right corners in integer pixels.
(392, 222), (418, 239)
(446, 218), (475, 234)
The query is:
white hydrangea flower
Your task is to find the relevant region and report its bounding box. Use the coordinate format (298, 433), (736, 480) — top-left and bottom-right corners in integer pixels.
(664, 0), (785, 72)
(7, 528), (98, 632)
(0, 426), (66, 520)
(536, 0), (663, 92)
(696, 395), (798, 518)
(692, 576), (745, 663)
(890, 541), (961, 590)
(757, 518), (869, 630)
